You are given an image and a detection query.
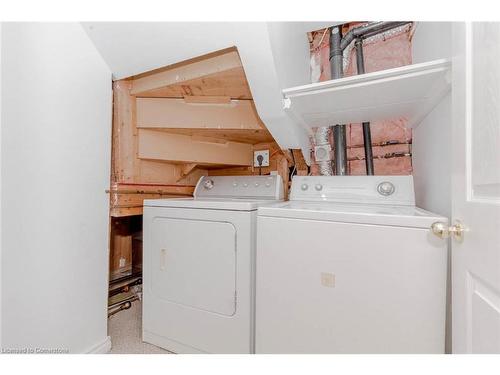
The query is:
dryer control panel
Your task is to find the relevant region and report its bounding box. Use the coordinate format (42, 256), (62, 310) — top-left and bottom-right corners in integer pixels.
(194, 175), (284, 200)
(289, 175), (415, 206)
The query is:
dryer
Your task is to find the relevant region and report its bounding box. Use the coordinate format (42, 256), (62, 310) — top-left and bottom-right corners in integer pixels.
(256, 175), (448, 353)
(143, 175), (283, 353)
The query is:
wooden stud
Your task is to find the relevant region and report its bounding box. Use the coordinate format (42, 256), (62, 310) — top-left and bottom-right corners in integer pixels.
(112, 80), (137, 183)
(108, 182), (196, 195)
(276, 155), (290, 200)
(291, 149), (308, 174)
(108, 183), (195, 217)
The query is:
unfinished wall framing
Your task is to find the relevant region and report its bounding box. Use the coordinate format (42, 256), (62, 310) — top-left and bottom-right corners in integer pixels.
(108, 46), (306, 278)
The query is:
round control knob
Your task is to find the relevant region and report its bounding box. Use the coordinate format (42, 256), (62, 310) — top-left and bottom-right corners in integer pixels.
(301, 183), (309, 191)
(315, 184), (323, 191)
(265, 182), (271, 187)
(203, 179), (214, 190)
(243, 183), (249, 187)
(232, 182), (238, 187)
(254, 182), (260, 187)
(377, 181), (395, 196)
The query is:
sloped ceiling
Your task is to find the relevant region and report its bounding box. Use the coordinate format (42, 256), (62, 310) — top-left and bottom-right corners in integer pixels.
(82, 22), (335, 164)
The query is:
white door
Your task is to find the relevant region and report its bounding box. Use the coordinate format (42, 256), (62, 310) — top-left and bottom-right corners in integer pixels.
(151, 217), (237, 316)
(452, 22), (500, 353)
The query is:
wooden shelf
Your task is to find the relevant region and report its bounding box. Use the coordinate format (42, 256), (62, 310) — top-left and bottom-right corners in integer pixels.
(282, 58), (451, 130)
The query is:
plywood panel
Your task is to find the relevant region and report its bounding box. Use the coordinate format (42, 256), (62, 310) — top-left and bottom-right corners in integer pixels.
(207, 143), (286, 174)
(136, 97), (264, 130)
(138, 129), (253, 166)
(135, 159), (207, 185)
(137, 67), (252, 99)
(131, 50), (243, 96)
(112, 81), (207, 186)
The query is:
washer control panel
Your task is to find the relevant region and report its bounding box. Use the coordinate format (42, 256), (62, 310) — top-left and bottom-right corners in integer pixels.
(195, 175), (284, 200)
(289, 176), (415, 206)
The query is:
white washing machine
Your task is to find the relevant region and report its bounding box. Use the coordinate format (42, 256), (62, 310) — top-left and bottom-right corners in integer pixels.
(256, 175), (448, 353)
(143, 175), (283, 353)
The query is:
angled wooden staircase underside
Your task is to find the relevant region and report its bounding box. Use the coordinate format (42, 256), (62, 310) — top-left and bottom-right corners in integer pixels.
(110, 47), (306, 217)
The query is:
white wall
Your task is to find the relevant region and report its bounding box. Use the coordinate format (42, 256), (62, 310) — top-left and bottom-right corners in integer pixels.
(412, 22), (454, 217)
(1, 23), (112, 353)
(0, 23), (3, 349)
(413, 94), (452, 216)
(411, 21), (454, 353)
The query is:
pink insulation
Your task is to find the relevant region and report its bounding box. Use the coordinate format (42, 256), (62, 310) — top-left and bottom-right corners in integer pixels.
(309, 28), (331, 83)
(308, 23), (414, 176)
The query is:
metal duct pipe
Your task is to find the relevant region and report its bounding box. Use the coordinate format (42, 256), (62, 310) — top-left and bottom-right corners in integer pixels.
(330, 26), (344, 80)
(314, 127), (333, 175)
(340, 21), (411, 51)
(355, 38), (374, 175)
(326, 21), (412, 176)
(333, 125), (348, 175)
(329, 25), (348, 175)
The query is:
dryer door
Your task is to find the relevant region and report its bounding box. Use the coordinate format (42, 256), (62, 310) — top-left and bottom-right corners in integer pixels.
(151, 217), (237, 316)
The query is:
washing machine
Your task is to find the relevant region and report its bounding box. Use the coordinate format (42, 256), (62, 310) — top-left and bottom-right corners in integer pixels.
(256, 175), (448, 353)
(142, 175), (283, 353)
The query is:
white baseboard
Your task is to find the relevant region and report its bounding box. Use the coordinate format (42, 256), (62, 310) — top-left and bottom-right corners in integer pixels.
(85, 336), (112, 354)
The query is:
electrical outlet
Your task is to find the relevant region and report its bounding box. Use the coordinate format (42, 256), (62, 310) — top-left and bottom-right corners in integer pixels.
(119, 257), (126, 268)
(254, 150), (270, 167)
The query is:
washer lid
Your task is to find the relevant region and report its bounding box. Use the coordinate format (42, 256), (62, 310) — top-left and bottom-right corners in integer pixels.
(144, 197), (282, 211)
(258, 201), (447, 229)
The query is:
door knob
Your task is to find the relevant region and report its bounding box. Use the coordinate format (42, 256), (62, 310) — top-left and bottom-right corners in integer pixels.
(431, 220), (466, 242)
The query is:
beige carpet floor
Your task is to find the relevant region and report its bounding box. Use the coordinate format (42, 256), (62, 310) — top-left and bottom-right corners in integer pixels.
(108, 299), (172, 354)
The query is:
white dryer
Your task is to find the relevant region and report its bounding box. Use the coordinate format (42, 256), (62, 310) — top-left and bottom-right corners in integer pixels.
(256, 175), (448, 353)
(143, 175), (283, 353)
